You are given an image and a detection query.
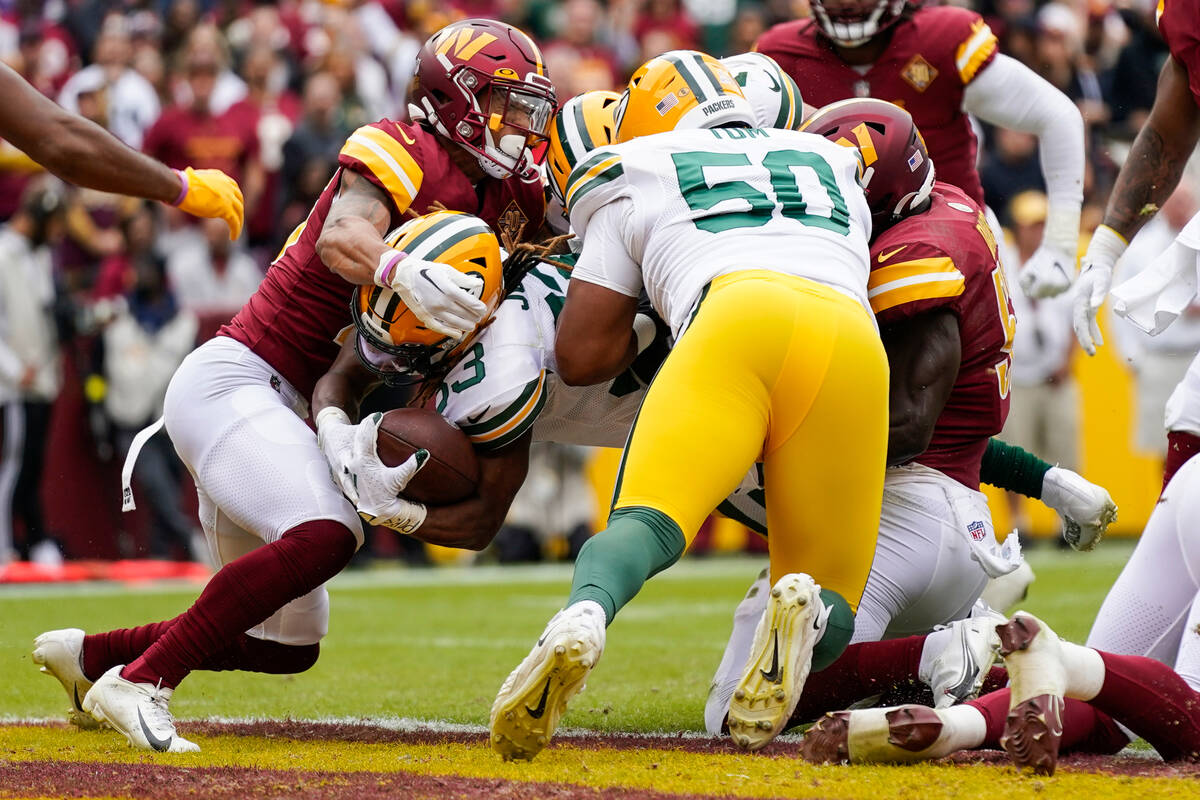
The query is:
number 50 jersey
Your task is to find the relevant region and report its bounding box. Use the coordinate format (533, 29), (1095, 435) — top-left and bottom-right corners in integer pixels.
(565, 127), (874, 336)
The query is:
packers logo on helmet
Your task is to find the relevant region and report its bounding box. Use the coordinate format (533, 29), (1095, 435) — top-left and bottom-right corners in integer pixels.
(353, 211), (502, 386)
(614, 50), (756, 143)
(547, 90), (621, 209)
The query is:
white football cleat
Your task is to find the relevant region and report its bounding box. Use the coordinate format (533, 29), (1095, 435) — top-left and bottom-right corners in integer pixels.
(996, 612), (1068, 776)
(926, 610), (1005, 709)
(490, 601), (606, 761)
(801, 705), (950, 764)
(32, 628), (102, 730)
(82, 666), (199, 753)
(704, 567), (769, 735)
(726, 573), (824, 750)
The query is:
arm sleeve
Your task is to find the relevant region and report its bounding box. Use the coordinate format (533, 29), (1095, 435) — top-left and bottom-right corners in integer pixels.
(963, 54), (1084, 252)
(979, 437), (1051, 498)
(571, 198), (643, 298)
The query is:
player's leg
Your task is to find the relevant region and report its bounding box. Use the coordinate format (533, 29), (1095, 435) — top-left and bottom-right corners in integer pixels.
(492, 274), (793, 761)
(728, 275), (887, 750)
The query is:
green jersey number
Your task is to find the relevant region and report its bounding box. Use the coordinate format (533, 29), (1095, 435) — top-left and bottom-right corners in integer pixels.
(670, 149), (851, 236)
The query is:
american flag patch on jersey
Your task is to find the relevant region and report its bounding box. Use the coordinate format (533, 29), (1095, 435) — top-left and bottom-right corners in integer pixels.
(907, 150), (924, 171)
(656, 93), (679, 116)
(967, 520), (986, 542)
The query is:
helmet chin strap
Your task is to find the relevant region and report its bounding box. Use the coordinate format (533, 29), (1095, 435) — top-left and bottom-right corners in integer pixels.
(475, 128), (526, 179)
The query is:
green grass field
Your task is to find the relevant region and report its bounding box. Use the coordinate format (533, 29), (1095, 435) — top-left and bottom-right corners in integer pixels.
(3, 541), (1135, 732)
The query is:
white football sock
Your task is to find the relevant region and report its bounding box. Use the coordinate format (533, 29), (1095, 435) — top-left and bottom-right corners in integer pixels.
(1059, 641), (1105, 701)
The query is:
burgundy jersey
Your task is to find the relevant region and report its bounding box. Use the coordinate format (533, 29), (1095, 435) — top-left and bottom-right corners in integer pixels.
(869, 182), (1015, 488)
(1158, 0), (1200, 107)
(757, 6), (998, 207)
(220, 120), (544, 399)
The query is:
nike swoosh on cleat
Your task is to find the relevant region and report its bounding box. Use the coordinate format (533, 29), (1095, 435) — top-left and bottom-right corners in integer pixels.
(137, 707), (173, 752)
(73, 683), (84, 713)
(947, 635), (977, 701)
(525, 678), (552, 719)
(760, 630), (782, 683)
(813, 603), (833, 634)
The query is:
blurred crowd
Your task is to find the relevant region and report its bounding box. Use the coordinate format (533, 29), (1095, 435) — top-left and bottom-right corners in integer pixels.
(0, 0), (1191, 567)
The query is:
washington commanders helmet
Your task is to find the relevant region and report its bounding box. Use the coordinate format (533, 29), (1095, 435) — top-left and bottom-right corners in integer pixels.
(411, 19), (556, 180)
(811, 0), (916, 47)
(354, 211), (503, 386)
(547, 90), (621, 210)
(801, 98), (934, 233)
(614, 50), (755, 143)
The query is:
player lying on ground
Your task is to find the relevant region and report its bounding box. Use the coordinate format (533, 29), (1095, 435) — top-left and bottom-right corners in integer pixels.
(30, 18), (554, 754)
(799, 451), (1200, 774)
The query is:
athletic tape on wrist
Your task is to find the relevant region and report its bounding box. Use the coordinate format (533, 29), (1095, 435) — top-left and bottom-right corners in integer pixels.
(1086, 224), (1129, 267)
(316, 406), (351, 430)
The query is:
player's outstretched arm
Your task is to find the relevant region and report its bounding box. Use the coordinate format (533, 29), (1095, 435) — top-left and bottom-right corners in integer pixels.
(1074, 56), (1200, 354)
(0, 63), (244, 239)
(555, 278), (640, 386)
(882, 309), (961, 466)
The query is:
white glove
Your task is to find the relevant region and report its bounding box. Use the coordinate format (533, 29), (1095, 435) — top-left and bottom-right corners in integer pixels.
(375, 248), (486, 339)
(1041, 466), (1118, 551)
(316, 406), (359, 502)
(347, 412), (429, 535)
(1072, 225), (1128, 356)
(1018, 243), (1075, 298)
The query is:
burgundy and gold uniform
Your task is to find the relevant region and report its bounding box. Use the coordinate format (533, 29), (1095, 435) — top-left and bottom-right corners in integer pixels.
(757, 6), (997, 207)
(1158, 0), (1200, 107)
(869, 182), (1015, 487)
(219, 120), (544, 398)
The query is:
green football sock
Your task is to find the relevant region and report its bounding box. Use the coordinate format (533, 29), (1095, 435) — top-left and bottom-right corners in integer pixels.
(812, 588), (855, 671)
(567, 507), (686, 625)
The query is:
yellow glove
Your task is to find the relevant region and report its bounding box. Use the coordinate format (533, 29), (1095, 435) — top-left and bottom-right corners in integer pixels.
(173, 167), (245, 240)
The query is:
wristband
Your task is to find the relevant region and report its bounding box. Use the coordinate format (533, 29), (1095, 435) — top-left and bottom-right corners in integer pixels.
(1085, 224), (1129, 267)
(1042, 202), (1083, 258)
(373, 248), (408, 288)
(633, 313), (658, 354)
(315, 406), (351, 430)
(171, 169), (190, 207)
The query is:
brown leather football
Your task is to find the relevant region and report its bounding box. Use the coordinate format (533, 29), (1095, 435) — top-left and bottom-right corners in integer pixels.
(375, 407), (480, 505)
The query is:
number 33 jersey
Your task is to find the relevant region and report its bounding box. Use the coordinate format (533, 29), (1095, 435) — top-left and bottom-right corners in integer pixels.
(565, 127), (874, 337)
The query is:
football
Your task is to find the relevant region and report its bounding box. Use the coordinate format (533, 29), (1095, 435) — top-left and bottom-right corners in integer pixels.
(375, 407), (480, 505)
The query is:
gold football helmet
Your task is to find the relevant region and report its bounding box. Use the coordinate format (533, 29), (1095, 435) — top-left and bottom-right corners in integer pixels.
(353, 211), (502, 385)
(614, 50), (755, 143)
(547, 90), (621, 208)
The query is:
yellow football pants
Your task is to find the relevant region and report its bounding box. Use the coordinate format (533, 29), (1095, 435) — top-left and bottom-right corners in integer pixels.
(612, 271), (888, 611)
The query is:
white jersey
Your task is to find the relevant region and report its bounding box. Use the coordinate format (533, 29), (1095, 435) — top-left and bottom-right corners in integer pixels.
(1165, 349), (1200, 437)
(566, 127), (873, 337)
(721, 53), (803, 131)
(435, 261), (643, 451)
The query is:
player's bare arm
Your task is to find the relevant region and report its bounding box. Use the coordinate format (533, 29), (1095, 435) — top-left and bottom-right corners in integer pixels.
(555, 279), (639, 386)
(311, 336), (381, 424)
(1104, 56), (1200, 239)
(882, 309), (961, 466)
(0, 63), (244, 239)
(407, 433), (533, 550)
(315, 169), (395, 285)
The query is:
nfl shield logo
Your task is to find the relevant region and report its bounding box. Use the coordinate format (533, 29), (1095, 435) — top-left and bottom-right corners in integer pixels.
(967, 520), (986, 542)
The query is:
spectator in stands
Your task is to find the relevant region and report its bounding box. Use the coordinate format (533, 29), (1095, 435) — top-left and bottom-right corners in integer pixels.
(1105, 0), (1168, 140)
(1002, 190), (1080, 538)
(98, 203), (200, 561)
(58, 13), (160, 149)
(1034, 2), (1109, 145)
(166, 217), (263, 324)
(280, 71), (351, 235)
(981, 128), (1045, 229)
(1110, 180), (1200, 456)
(543, 0), (624, 95)
(0, 179), (65, 566)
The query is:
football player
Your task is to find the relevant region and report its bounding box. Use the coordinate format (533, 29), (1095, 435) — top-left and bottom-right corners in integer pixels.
(756, 0), (1085, 299)
(0, 62), (243, 238)
(800, 450), (1200, 774)
(490, 51), (890, 760)
(31, 19), (554, 753)
(704, 98), (1116, 735)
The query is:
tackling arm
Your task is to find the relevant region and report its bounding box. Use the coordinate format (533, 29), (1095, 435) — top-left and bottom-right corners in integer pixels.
(314, 169), (394, 285)
(555, 278), (640, 386)
(882, 309), (961, 466)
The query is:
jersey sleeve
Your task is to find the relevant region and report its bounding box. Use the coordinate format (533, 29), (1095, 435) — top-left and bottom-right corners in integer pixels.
(868, 241), (966, 325)
(570, 198), (643, 298)
(338, 121), (425, 217)
(952, 14), (999, 85)
(437, 339), (549, 453)
(565, 145), (628, 235)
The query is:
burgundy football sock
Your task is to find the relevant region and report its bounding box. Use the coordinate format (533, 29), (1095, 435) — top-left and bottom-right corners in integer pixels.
(1091, 651), (1200, 761)
(82, 614), (185, 681)
(790, 636), (926, 723)
(201, 636), (320, 674)
(979, 665), (1007, 695)
(1163, 431), (1200, 494)
(121, 519), (357, 688)
(966, 689), (1128, 754)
